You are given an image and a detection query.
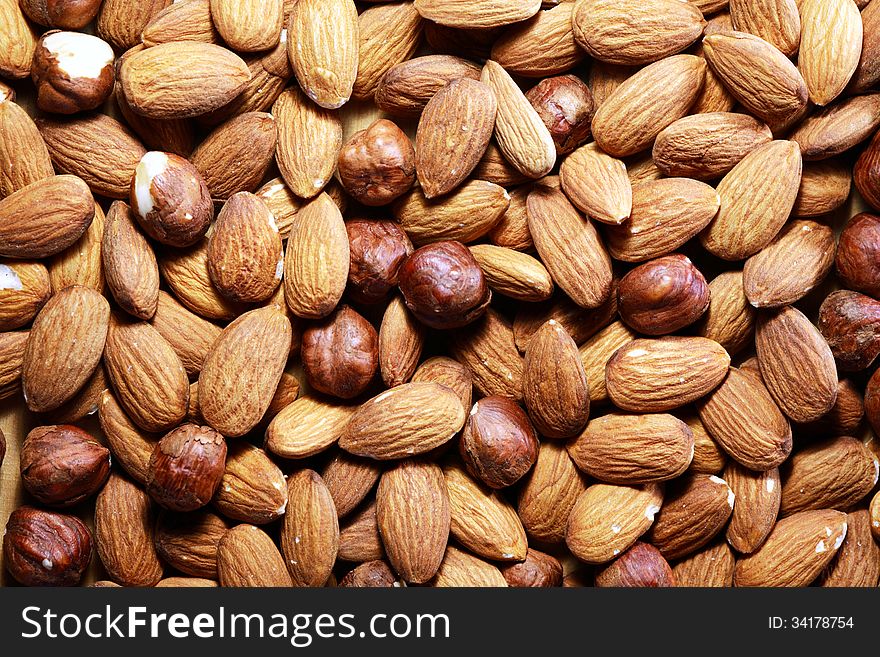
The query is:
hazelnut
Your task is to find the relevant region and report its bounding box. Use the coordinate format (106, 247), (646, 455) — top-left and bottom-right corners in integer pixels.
(594, 542), (675, 588)
(347, 219), (414, 304)
(525, 75), (594, 155)
(337, 119), (416, 206)
(398, 241), (491, 330)
(459, 395), (539, 489)
(865, 368), (880, 437)
(339, 560), (402, 587)
(855, 131), (880, 211)
(836, 213), (880, 299)
(818, 289), (880, 371)
(31, 30), (114, 114)
(131, 151), (214, 247)
(20, 424), (111, 507)
(500, 548), (563, 587)
(147, 423), (228, 512)
(301, 304), (379, 399)
(3, 506), (92, 586)
(19, 0), (103, 29)
(618, 254), (710, 335)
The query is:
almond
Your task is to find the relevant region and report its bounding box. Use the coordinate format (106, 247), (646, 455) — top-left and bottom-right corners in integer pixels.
(45, 364), (108, 425)
(728, 0), (801, 57)
(792, 160), (852, 217)
(798, 0), (862, 106)
(0, 330), (29, 401)
(114, 80), (195, 159)
(149, 291), (220, 378)
(818, 510), (880, 587)
(217, 524), (292, 587)
(0, 99), (53, 198)
(472, 141), (532, 187)
(491, 4), (584, 77)
(375, 54), (482, 118)
(321, 452), (381, 519)
(48, 204), (104, 293)
(852, 0), (880, 92)
(154, 510), (229, 579)
(213, 442), (287, 525)
(142, 0), (218, 47)
(102, 201), (159, 320)
(514, 288), (618, 352)
(0, 0), (38, 79)
(685, 414), (728, 476)
(338, 501), (384, 563)
(672, 541), (735, 587)
(0, 260), (51, 331)
(266, 395), (357, 460)
(411, 355), (473, 412)
(469, 245), (553, 303)
(789, 94), (880, 160)
(98, 390), (158, 485)
(559, 142), (631, 225)
(414, 0), (540, 28)
(695, 270), (756, 356)
(378, 296), (425, 388)
(447, 309), (524, 400)
(724, 462), (781, 554)
(431, 545), (507, 587)
(210, 0), (283, 53)
(578, 320), (636, 404)
(280, 469), (339, 587)
(353, 2), (423, 101)
(488, 185), (533, 251)
(97, 0), (169, 51)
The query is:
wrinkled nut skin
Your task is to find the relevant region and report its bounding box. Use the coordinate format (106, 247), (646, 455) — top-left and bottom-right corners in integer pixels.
(346, 219), (414, 305)
(398, 241), (492, 330)
(130, 151), (214, 248)
(339, 560), (401, 588)
(20, 0), (103, 29)
(459, 396), (539, 489)
(855, 132), (880, 211)
(500, 548), (563, 587)
(525, 75), (594, 155)
(3, 506), (92, 586)
(594, 542), (675, 588)
(301, 305), (379, 399)
(836, 213), (880, 299)
(31, 31), (115, 114)
(818, 290), (880, 371)
(147, 424), (228, 512)
(337, 119), (416, 207)
(20, 425), (111, 507)
(866, 368), (880, 437)
(618, 254), (710, 335)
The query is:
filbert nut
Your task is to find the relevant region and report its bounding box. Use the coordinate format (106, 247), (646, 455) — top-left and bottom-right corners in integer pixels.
(131, 151), (214, 247)
(594, 542), (675, 588)
(398, 240), (491, 330)
(3, 506), (92, 586)
(818, 289), (880, 371)
(618, 254), (710, 335)
(19, 0), (103, 29)
(147, 423), (228, 512)
(339, 560), (402, 588)
(347, 219), (414, 305)
(301, 304), (379, 399)
(31, 30), (115, 114)
(500, 548), (563, 587)
(459, 395), (539, 489)
(836, 213), (880, 299)
(337, 118), (416, 206)
(525, 75), (594, 155)
(20, 424), (111, 507)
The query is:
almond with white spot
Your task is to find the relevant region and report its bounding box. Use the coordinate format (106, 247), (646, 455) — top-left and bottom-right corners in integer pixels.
(724, 462), (781, 554)
(213, 442), (288, 525)
(280, 469), (339, 587)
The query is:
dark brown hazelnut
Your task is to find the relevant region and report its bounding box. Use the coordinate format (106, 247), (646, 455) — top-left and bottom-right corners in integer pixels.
(154, 509), (230, 579)
(20, 0), (103, 29)
(337, 119), (415, 206)
(525, 75), (594, 155)
(147, 423), (227, 512)
(618, 254), (710, 335)
(836, 213), (880, 299)
(866, 368), (880, 437)
(855, 130), (880, 211)
(594, 542), (675, 588)
(20, 424), (111, 507)
(398, 241), (491, 330)
(346, 219), (414, 304)
(31, 30), (114, 114)
(3, 506), (92, 586)
(459, 395), (539, 489)
(818, 289), (880, 371)
(301, 304), (379, 399)
(131, 151), (214, 247)
(500, 548), (563, 587)
(339, 560), (402, 587)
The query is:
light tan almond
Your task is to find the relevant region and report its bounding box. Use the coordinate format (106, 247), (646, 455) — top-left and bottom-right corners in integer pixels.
(513, 286), (618, 352)
(725, 462), (781, 554)
(559, 143), (631, 225)
(729, 0), (801, 56)
(375, 54), (482, 118)
(792, 160), (852, 217)
(414, 0), (540, 28)
(0, 99), (53, 198)
(578, 320), (636, 405)
(491, 4), (584, 77)
(97, 0), (169, 51)
(353, 2), (423, 101)
(142, 0), (218, 47)
(798, 0), (862, 106)
(431, 546), (507, 587)
(378, 296), (425, 388)
(411, 355), (473, 412)
(98, 390), (158, 485)
(149, 291), (220, 378)
(48, 204), (104, 293)
(213, 442), (288, 525)
(0, 0), (38, 79)
(266, 395), (357, 460)
(210, 0), (283, 53)
(672, 541), (735, 587)
(695, 270), (756, 356)
(469, 245), (553, 303)
(0, 260), (50, 331)
(0, 330), (28, 401)
(448, 309), (524, 400)
(102, 201), (159, 320)
(217, 524), (291, 587)
(280, 469), (339, 587)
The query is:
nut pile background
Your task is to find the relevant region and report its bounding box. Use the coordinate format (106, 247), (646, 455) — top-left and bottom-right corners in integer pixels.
(1, 0), (880, 588)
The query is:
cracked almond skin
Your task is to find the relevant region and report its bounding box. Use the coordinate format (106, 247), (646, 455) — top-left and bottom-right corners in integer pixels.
(147, 423), (226, 513)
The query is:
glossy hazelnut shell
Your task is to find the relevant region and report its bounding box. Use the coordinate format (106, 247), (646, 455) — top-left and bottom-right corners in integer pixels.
(147, 424), (227, 512)
(3, 506), (92, 586)
(525, 75), (594, 155)
(818, 289), (880, 371)
(836, 213), (880, 299)
(346, 219), (414, 305)
(337, 119), (415, 207)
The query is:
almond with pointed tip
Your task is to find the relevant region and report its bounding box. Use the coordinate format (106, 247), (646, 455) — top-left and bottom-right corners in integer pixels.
(98, 390), (158, 485)
(353, 2), (423, 101)
(469, 245), (553, 303)
(379, 296), (424, 389)
(210, 0), (283, 53)
(413, 0), (540, 28)
(213, 442), (288, 525)
(559, 143), (631, 225)
(0, 99), (54, 198)
(818, 510), (880, 587)
(102, 201), (159, 320)
(431, 546), (508, 587)
(280, 469), (339, 587)
(266, 395), (357, 460)
(0, 330), (28, 402)
(788, 94), (880, 161)
(518, 441), (587, 544)
(728, 0), (801, 57)
(490, 3), (584, 77)
(375, 54), (482, 118)
(792, 160), (852, 217)
(725, 462), (781, 554)
(0, 260), (50, 331)
(578, 320), (636, 405)
(0, 0), (38, 79)
(448, 309), (524, 401)
(217, 524), (291, 587)
(321, 452), (381, 519)
(695, 271), (756, 356)
(672, 542), (735, 587)
(141, 0), (218, 47)
(798, 0), (862, 106)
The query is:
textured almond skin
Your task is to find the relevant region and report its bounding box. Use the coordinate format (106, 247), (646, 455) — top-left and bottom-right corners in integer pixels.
(700, 140), (802, 261)
(605, 178), (720, 263)
(0, 260), (50, 331)
(321, 452), (381, 519)
(211, 0), (282, 53)
(686, 414), (728, 476)
(594, 541), (675, 588)
(672, 542), (735, 587)
(198, 307), (291, 438)
(756, 306), (838, 423)
(780, 436), (879, 516)
(0, 0), (38, 79)
(789, 94), (880, 161)
(377, 459), (449, 583)
(48, 203), (104, 293)
(0, 330), (29, 402)
(38, 114), (146, 199)
(414, 0), (540, 28)
(22, 286), (109, 413)
(698, 367), (792, 471)
(415, 78), (496, 199)
(142, 0), (218, 47)
(798, 0), (862, 106)
(605, 337), (730, 412)
(154, 510), (229, 579)
(432, 546), (508, 587)
(0, 175), (94, 259)
(218, 524), (292, 587)
(734, 509), (848, 587)
(213, 442), (287, 525)
(97, 0), (169, 51)
(569, 413), (694, 484)
(102, 201), (159, 320)
(559, 142), (631, 225)
(729, 0), (801, 57)
(95, 473), (164, 587)
(280, 470), (339, 587)
(287, 0), (358, 109)
(149, 291), (220, 378)
(578, 320), (636, 404)
(411, 356), (473, 412)
(491, 3), (584, 77)
(725, 462), (781, 554)
(266, 395), (357, 460)
(98, 390), (158, 485)
(340, 382), (466, 459)
(0, 99), (54, 198)
(338, 501), (384, 563)
(469, 245), (552, 303)
(448, 309), (524, 400)
(591, 55), (706, 158)
(572, 0), (704, 66)
(378, 296), (424, 388)
(523, 320), (589, 439)
(114, 81), (195, 159)
(566, 483), (663, 564)
(793, 160), (852, 217)
(159, 239), (244, 322)
(375, 54), (481, 117)
(353, 2), (423, 101)
(514, 288), (617, 352)
(120, 42), (250, 119)
(696, 271), (756, 356)
(819, 510), (880, 587)
(444, 463), (527, 561)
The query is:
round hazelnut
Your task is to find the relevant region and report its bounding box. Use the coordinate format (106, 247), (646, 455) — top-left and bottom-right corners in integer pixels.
(398, 241), (491, 330)
(31, 30), (114, 114)
(131, 151), (214, 247)
(20, 424), (111, 507)
(525, 75), (594, 155)
(459, 395), (539, 489)
(618, 254), (710, 335)
(339, 560), (402, 587)
(865, 367), (880, 437)
(594, 542), (675, 588)
(301, 304), (379, 399)
(500, 548), (563, 587)
(337, 119), (416, 206)
(347, 219), (414, 304)
(147, 423), (228, 512)
(855, 132), (880, 211)
(836, 213), (880, 299)
(818, 289), (880, 371)
(3, 506), (92, 586)
(19, 0), (103, 29)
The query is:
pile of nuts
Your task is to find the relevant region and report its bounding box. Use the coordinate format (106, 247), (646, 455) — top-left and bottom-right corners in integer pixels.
(2, 0), (880, 588)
